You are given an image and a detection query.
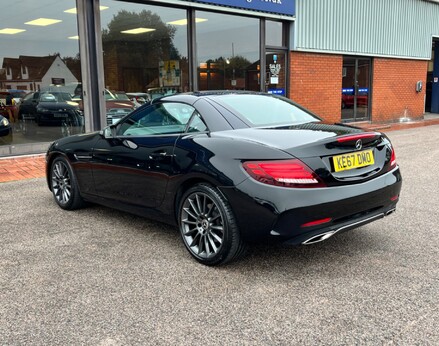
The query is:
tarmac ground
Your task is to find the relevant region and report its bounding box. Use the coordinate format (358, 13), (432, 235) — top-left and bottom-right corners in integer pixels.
(0, 124), (438, 344)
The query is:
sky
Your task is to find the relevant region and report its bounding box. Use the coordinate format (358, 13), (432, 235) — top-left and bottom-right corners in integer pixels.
(0, 0), (261, 72)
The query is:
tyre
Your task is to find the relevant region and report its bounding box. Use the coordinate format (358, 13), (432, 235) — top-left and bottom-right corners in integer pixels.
(178, 183), (247, 266)
(50, 156), (84, 210)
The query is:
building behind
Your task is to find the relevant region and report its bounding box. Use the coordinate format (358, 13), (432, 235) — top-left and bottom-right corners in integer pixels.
(0, 0), (438, 156)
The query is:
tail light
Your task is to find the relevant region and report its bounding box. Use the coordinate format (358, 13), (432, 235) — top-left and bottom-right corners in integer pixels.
(389, 146), (397, 169)
(242, 159), (326, 188)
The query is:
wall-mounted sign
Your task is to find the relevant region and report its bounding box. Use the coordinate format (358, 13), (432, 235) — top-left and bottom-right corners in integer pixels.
(186, 0), (295, 16)
(342, 88), (369, 94)
(159, 60), (181, 87)
(268, 88), (285, 95)
(269, 54), (281, 85)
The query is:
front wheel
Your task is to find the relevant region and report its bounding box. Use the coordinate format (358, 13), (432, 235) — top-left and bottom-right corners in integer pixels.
(178, 183), (247, 266)
(50, 157), (84, 210)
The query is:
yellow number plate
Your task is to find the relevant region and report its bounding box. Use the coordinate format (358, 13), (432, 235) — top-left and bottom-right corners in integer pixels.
(332, 149), (375, 172)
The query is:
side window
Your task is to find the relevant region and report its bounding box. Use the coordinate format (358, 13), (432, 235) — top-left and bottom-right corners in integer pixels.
(117, 102), (195, 136)
(187, 112), (208, 133)
(40, 93), (56, 102)
(23, 93), (34, 101)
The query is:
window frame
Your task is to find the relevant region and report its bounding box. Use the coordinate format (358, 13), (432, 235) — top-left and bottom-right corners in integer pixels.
(115, 101), (209, 138)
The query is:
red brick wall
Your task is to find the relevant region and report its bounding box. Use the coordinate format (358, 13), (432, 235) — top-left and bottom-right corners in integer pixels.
(289, 53), (428, 123)
(372, 58), (427, 122)
(289, 52), (343, 123)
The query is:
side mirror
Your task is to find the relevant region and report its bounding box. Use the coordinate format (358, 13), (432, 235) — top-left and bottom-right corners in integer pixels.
(101, 125), (116, 139)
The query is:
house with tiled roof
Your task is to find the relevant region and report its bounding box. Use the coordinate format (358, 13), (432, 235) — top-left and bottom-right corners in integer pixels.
(0, 55), (78, 92)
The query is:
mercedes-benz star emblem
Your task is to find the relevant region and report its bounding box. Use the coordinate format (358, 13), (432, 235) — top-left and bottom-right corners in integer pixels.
(355, 139), (363, 150)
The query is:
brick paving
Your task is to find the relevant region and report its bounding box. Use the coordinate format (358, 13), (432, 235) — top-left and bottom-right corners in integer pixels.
(0, 155), (45, 183)
(0, 116), (438, 184)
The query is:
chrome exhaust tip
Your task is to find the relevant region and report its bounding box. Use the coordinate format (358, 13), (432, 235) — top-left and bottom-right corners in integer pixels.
(302, 231), (336, 245)
(386, 208), (396, 216)
(301, 212), (389, 246)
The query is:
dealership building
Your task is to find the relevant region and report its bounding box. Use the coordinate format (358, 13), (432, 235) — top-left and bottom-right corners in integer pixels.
(0, 0), (439, 157)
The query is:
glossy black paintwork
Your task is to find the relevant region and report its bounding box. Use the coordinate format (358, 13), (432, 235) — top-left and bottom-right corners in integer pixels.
(220, 167), (401, 243)
(46, 91), (402, 244)
(0, 114), (12, 141)
(92, 135), (177, 208)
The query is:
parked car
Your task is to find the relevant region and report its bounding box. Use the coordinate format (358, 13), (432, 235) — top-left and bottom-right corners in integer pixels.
(6, 89), (26, 105)
(0, 114), (12, 144)
(18, 91), (83, 136)
(105, 90), (136, 125)
(114, 91), (144, 108)
(46, 91), (402, 266)
(113, 91), (132, 102)
(0, 90), (20, 123)
(126, 92), (151, 106)
(72, 89), (136, 125)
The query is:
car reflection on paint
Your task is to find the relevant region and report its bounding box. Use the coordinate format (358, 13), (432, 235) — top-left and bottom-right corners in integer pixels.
(0, 114), (12, 144)
(18, 91), (84, 137)
(46, 91), (402, 266)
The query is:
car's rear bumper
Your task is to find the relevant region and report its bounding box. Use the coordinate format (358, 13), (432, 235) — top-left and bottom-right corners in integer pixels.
(220, 166), (402, 244)
(279, 195), (397, 246)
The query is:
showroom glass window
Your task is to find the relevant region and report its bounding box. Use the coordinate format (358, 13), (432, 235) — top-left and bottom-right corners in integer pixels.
(265, 20), (284, 47)
(265, 20), (288, 97)
(0, 0), (82, 151)
(195, 11), (260, 91)
(101, 2), (189, 104)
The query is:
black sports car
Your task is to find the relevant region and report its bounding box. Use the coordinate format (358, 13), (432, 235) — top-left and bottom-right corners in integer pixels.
(46, 91), (402, 265)
(19, 91), (84, 136)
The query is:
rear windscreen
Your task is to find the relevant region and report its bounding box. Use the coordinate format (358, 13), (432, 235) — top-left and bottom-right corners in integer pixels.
(212, 94), (320, 127)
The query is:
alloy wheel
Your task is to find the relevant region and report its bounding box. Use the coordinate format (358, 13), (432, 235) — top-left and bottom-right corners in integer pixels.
(51, 160), (72, 205)
(180, 192), (225, 259)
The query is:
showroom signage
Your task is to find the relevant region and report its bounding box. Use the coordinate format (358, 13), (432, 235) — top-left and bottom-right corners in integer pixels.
(269, 54), (281, 84)
(186, 0), (295, 16)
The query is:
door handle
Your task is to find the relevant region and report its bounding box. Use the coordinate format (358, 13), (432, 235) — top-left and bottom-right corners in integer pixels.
(149, 151), (168, 159)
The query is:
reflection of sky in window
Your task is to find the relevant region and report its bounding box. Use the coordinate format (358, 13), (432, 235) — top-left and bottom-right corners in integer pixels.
(0, 0), (80, 64)
(195, 11), (259, 64)
(100, 3), (259, 63)
(0, 0), (260, 69)
(101, 1), (188, 58)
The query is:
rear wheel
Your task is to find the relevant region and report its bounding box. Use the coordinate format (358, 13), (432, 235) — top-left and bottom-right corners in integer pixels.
(178, 183), (247, 266)
(50, 157), (84, 210)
